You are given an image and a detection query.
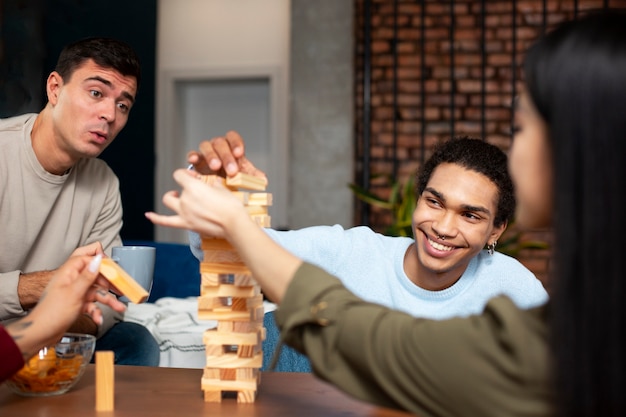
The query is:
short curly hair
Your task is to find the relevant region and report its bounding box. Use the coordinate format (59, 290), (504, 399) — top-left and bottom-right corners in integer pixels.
(416, 136), (515, 227)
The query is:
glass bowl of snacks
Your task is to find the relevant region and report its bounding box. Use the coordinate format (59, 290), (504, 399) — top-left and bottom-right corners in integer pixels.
(6, 333), (96, 396)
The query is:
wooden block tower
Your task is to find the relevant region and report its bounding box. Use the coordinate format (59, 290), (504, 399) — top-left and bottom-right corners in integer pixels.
(197, 173), (272, 403)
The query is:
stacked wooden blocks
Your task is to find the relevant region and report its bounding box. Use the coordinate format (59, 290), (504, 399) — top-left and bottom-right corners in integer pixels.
(197, 173), (271, 403)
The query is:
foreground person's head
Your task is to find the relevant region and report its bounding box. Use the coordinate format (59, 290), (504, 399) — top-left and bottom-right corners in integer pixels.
(511, 10), (626, 416)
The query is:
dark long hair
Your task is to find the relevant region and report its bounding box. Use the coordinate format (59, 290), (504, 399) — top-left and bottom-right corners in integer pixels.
(524, 10), (626, 416)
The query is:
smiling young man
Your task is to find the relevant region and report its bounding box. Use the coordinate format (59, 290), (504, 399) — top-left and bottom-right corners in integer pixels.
(0, 37), (159, 366)
(407, 162), (505, 291)
(187, 135), (549, 370)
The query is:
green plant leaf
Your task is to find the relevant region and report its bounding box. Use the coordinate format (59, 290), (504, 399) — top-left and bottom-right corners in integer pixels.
(348, 183), (394, 210)
(349, 175), (415, 237)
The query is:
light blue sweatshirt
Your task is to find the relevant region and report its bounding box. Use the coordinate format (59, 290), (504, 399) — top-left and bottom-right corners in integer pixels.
(189, 224), (548, 320)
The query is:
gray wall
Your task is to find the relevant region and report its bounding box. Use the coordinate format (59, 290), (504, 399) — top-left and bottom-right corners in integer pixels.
(289, 0), (354, 228)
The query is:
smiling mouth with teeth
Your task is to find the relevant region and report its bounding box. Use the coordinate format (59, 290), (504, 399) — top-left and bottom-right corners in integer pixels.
(428, 238), (454, 251)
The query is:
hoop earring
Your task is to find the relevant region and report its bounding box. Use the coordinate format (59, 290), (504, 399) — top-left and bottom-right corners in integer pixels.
(487, 240), (497, 256)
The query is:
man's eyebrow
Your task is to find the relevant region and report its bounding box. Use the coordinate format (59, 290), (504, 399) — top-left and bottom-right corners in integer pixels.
(121, 91), (135, 104)
(86, 75), (112, 87)
(424, 187), (444, 201)
(461, 203), (491, 216)
(424, 186), (492, 215)
(85, 75), (135, 104)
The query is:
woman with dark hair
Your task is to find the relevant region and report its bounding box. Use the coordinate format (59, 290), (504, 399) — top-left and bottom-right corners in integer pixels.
(515, 10), (626, 416)
(147, 10), (626, 417)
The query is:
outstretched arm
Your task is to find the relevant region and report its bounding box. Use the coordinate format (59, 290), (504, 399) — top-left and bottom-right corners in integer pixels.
(145, 169), (298, 303)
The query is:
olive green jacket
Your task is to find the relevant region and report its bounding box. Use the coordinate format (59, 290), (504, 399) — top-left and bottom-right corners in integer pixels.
(275, 263), (553, 417)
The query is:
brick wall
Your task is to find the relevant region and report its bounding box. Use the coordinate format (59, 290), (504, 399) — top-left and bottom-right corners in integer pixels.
(353, 0), (626, 289)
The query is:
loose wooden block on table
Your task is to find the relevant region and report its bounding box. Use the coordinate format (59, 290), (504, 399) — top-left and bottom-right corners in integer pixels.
(95, 351), (115, 411)
(99, 258), (149, 303)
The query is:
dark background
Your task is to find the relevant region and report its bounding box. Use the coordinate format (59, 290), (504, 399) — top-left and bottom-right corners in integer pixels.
(0, 0), (157, 240)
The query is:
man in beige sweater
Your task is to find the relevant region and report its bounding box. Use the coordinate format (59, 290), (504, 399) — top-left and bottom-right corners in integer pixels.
(0, 37), (159, 366)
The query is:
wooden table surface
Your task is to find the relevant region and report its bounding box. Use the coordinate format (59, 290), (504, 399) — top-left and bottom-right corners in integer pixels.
(0, 365), (413, 416)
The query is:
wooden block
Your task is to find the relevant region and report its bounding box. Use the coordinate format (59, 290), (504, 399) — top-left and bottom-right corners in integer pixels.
(217, 321), (234, 332)
(201, 376), (259, 392)
(237, 390), (257, 403)
(220, 368), (237, 380)
(200, 305), (263, 322)
(208, 318), (263, 333)
(197, 295), (229, 310)
(237, 344), (257, 358)
(203, 390), (223, 403)
(99, 258), (149, 303)
(198, 309), (254, 321)
(251, 214), (271, 227)
(203, 328), (262, 346)
(201, 262), (251, 275)
(225, 172), (268, 191)
(198, 300), (264, 318)
(233, 320), (264, 333)
(260, 326), (266, 341)
(245, 205), (268, 216)
(200, 284), (235, 295)
(202, 387), (258, 404)
(201, 272), (257, 287)
(250, 305), (265, 321)
(203, 250), (242, 264)
(229, 274), (257, 286)
(247, 193), (272, 206)
(199, 175), (227, 186)
(231, 294), (264, 311)
(205, 344), (225, 356)
(203, 352), (263, 368)
(236, 368), (259, 380)
(200, 273), (221, 287)
(198, 294), (260, 311)
(203, 368), (221, 380)
(201, 284), (260, 298)
(95, 351), (114, 411)
(202, 367), (259, 381)
(201, 238), (234, 251)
